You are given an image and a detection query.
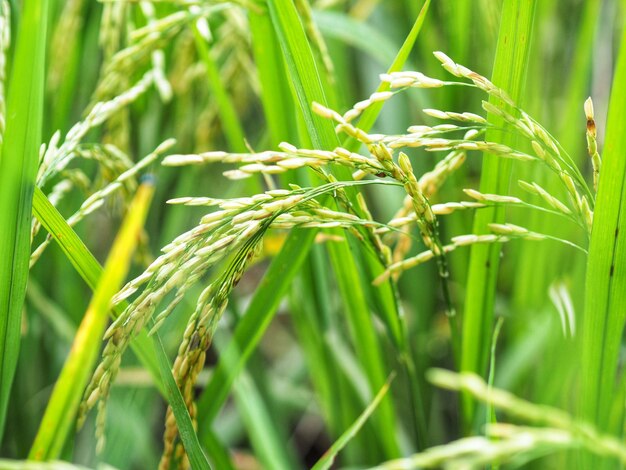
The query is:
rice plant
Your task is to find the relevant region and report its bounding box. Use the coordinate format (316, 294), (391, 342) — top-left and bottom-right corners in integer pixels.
(1, 1), (625, 469)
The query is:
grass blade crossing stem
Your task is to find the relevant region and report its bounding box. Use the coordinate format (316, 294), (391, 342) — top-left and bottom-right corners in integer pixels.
(29, 181), (154, 460)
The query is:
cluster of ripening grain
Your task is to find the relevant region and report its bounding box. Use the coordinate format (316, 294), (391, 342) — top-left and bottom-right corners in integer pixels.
(30, 2), (263, 280)
(373, 368), (626, 469)
(72, 49), (603, 467)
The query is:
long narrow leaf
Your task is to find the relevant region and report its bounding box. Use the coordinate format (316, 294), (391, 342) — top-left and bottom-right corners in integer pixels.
(461, 0), (537, 432)
(579, 24), (626, 466)
(29, 181), (154, 460)
(312, 373), (396, 470)
(32, 188), (165, 396)
(0, 0), (48, 439)
(152, 331), (211, 470)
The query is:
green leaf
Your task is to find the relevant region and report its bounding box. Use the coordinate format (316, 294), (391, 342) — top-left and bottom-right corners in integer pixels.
(266, 0), (338, 150)
(0, 0), (49, 440)
(29, 182), (154, 460)
(32, 188), (165, 396)
(311, 373), (396, 470)
(461, 0), (537, 433)
(579, 23), (626, 458)
(152, 331), (212, 470)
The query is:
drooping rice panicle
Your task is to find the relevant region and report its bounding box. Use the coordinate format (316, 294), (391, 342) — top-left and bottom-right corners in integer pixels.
(94, 5), (226, 101)
(374, 234), (509, 285)
(163, 141), (389, 180)
(38, 72), (157, 186)
(368, 52), (595, 238)
(30, 139), (175, 267)
(174, 71), (596, 319)
(79, 180), (398, 427)
(160, 237), (262, 470)
(518, 180), (573, 215)
(371, 370), (626, 469)
(139, 2), (173, 102)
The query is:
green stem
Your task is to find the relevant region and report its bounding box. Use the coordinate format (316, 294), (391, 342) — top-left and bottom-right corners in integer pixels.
(460, 0), (537, 434)
(578, 22), (626, 468)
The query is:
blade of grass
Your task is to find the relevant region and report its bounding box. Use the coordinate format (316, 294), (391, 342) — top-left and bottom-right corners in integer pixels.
(461, 0), (537, 434)
(311, 373), (396, 470)
(446, 0), (472, 63)
(289, 251), (354, 441)
(152, 330), (211, 470)
(248, 7), (297, 147)
(32, 187), (165, 396)
(265, 0), (337, 150)
(579, 23), (626, 462)
(294, 0), (337, 107)
(324, 240), (400, 460)
(0, 0), (48, 440)
(29, 181), (154, 461)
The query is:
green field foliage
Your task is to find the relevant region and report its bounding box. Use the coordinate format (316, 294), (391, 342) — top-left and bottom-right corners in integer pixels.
(0, 1), (625, 469)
